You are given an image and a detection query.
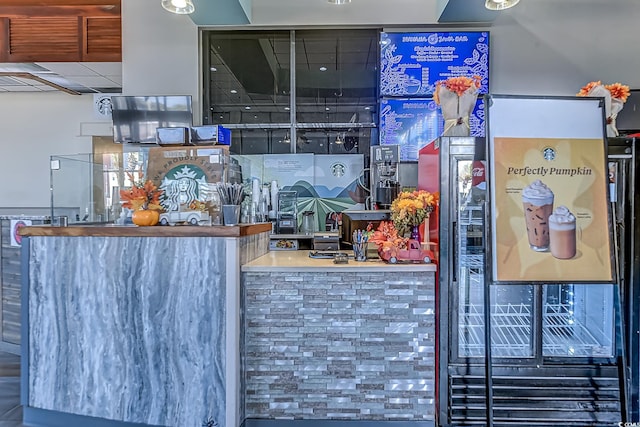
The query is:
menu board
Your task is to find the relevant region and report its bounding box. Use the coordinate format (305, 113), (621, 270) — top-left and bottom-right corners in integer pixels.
(380, 32), (490, 97)
(379, 97), (485, 161)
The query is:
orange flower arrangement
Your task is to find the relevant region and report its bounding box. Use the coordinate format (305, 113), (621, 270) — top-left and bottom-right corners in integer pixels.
(434, 75), (481, 105)
(369, 221), (409, 254)
(576, 81), (602, 97)
(389, 190), (439, 237)
(577, 81), (630, 102)
(605, 82), (630, 102)
(119, 173), (163, 211)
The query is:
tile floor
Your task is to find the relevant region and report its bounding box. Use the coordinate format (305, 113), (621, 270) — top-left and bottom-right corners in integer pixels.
(0, 352), (23, 427)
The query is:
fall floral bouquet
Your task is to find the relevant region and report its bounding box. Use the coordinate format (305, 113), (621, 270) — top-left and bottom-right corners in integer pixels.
(389, 190), (439, 237)
(434, 76), (481, 137)
(369, 221), (409, 255)
(119, 173), (164, 211)
(119, 173), (164, 226)
(577, 81), (630, 137)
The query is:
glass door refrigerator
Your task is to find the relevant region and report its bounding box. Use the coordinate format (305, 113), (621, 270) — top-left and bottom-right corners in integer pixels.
(436, 136), (623, 427)
(608, 136), (639, 421)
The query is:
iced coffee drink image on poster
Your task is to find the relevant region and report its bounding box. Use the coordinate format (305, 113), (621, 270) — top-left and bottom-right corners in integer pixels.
(491, 137), (613, 283)
(521, 180), (554, 252)
(549, 206), (576, 259)
(521, 181), (577, 260)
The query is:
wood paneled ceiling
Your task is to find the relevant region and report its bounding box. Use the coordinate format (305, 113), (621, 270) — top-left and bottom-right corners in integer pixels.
(0, 0), (121, 94)
(0, 0), (121, 62)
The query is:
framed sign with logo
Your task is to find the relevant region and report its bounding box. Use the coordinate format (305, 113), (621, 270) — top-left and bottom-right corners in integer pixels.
(487, 95), (614, 284)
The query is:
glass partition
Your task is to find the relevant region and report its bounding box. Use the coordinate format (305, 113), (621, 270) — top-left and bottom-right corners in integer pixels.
(51, 146), (231, 225)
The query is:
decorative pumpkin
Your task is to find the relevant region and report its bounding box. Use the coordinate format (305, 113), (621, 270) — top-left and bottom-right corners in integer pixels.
(132, 209), (160, 226)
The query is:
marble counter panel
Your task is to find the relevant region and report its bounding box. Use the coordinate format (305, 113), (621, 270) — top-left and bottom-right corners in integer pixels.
(28, 236), (228, 427)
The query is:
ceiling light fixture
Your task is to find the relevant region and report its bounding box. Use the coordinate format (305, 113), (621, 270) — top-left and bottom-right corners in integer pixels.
(485, 0), (520, 10)
(328, 0), (351, 4)
(161, 0), (195, 14)
(335, 133), (345, 145)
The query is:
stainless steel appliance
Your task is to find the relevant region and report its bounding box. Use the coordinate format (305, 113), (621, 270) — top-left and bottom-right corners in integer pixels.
(370, 145), (400, 209)
(300, 210), (316, 235)
(276, 191), (297, 234)
(437, 136), (622, 426)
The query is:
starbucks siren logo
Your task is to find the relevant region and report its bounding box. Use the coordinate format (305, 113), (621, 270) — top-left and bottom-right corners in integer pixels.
(542, 147), (556, 161)
(159, 165), (210, 212)
(331, 162), (346, 177)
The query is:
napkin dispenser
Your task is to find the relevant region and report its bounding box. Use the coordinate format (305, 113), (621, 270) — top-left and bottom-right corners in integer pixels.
(313, 232), (340, 251)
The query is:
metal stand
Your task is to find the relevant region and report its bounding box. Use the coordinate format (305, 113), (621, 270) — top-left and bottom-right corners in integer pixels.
(612, 200), (630, 422)
(482, 276), (494, 427)
(482, 199), (494, 427)
(480, 202), (630, 427)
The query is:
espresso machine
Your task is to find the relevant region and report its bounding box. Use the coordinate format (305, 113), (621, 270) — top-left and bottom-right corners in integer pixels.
(370, 145), (400, 209)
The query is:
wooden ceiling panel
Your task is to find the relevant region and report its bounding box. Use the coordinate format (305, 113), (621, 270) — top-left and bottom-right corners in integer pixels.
(0, 0), (121, 63)
(84, 16), (121, 61)
(0, 0), (120, 16)
(9, 17), (79, 57)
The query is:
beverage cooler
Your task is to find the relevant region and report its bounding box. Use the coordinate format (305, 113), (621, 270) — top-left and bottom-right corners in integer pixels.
(433, 136), (636, 426)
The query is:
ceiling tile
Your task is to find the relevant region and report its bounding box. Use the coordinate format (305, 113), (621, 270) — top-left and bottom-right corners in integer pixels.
(64, 76), (120, 87)
(34, 62), (100, 77)
(81, 62), (122, 75)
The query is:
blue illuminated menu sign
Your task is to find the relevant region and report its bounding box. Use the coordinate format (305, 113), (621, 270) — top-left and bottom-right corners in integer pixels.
(380, 32), (490, 97)
(380, 98), (485, 161)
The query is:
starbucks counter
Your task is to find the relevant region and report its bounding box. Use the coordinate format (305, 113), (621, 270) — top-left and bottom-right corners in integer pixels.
(241, 251), (437, 426)
(20, 224), (437, 427)
(19, 223), (270, 427)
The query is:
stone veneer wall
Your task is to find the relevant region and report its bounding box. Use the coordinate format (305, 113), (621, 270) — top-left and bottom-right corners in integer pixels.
(241, 270), (436, 421)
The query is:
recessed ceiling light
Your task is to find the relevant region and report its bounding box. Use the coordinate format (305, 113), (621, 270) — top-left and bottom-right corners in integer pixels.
(325, 107), (330, 111)
(485, 0), (520, 10)
(284, 107), (290, 111)
(244, 106), (251, 110)
(230, 89), (237, 94)
(162, 0), (195, 14)
(210, 67), (217, 72)
(319, 66), (327, 72)
(364, 106), (371, 110)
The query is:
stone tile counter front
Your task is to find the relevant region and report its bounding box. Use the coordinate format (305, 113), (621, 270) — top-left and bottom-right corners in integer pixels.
(241, 252), (437, 427)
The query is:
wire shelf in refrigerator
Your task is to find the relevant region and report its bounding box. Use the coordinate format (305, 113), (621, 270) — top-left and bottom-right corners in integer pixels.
(459, 254), (484, 270)
(458, 303), (613, 358)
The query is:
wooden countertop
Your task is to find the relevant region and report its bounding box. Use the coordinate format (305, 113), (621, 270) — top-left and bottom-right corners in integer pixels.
(242, 250), (437, 273)
(20, 222), (272, 238)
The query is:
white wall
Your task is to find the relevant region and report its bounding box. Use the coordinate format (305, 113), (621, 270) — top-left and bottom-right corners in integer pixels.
(0, 0), (200, 209)
(489, 0), (640, 94)
(122, 0), (200, 123)
(0, 93), (98, 207)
